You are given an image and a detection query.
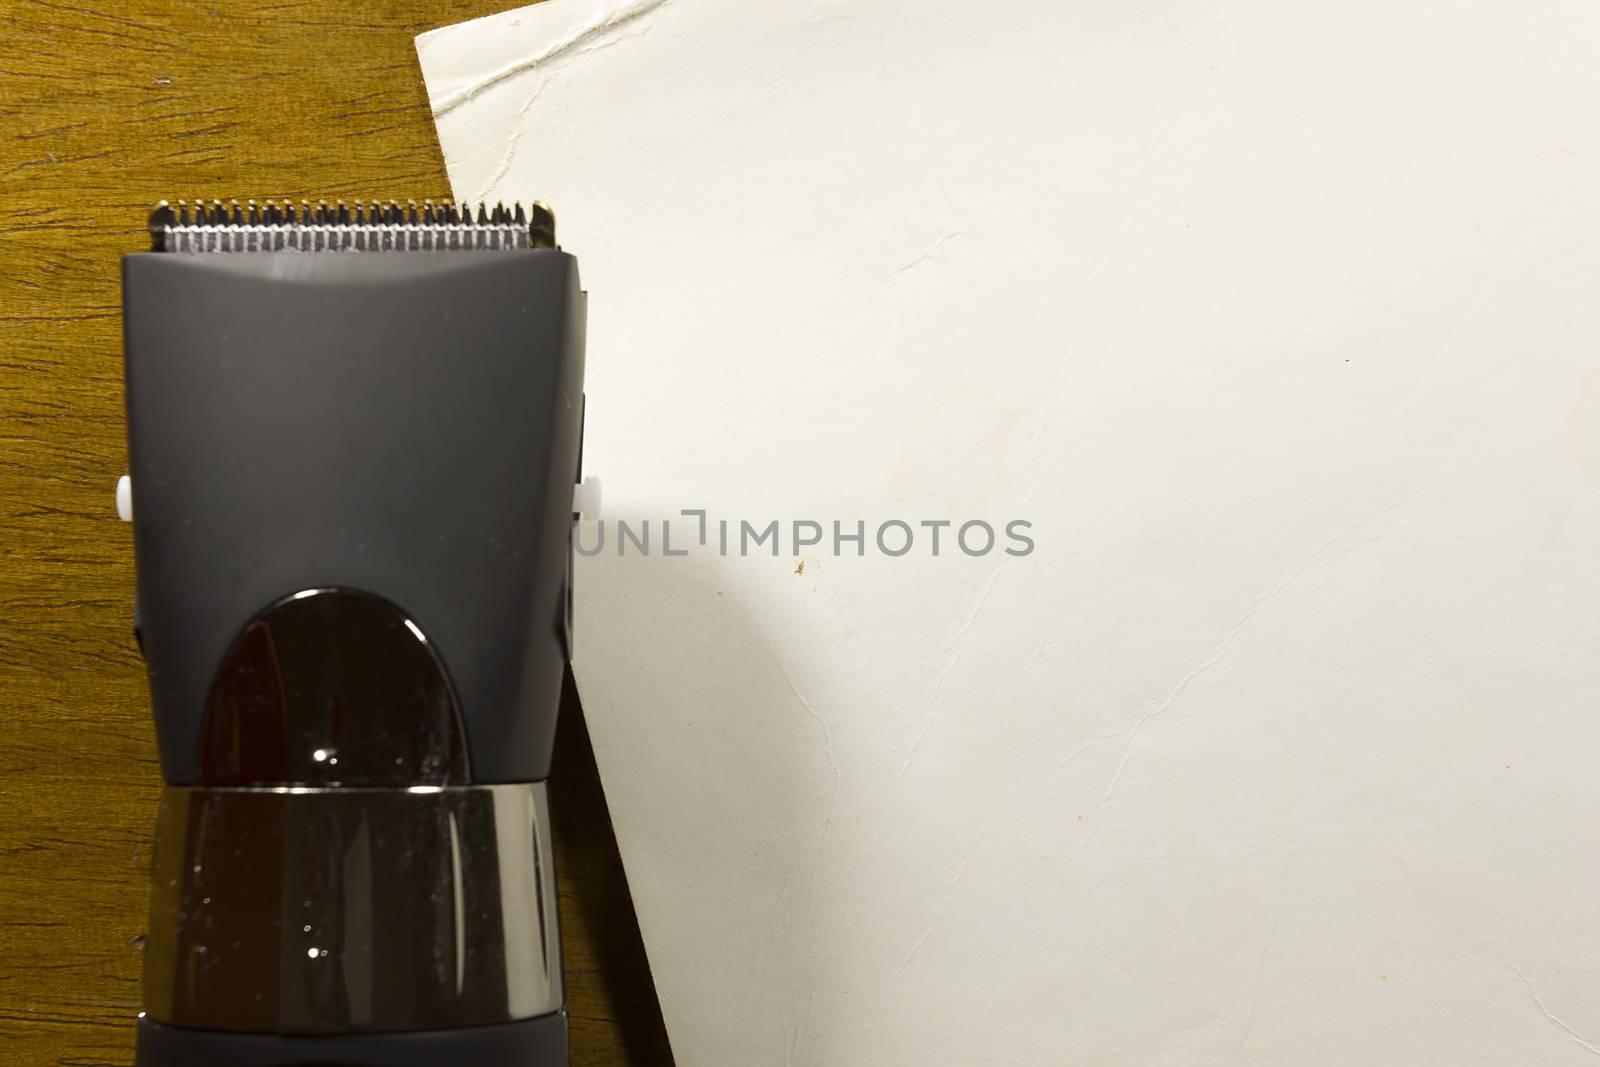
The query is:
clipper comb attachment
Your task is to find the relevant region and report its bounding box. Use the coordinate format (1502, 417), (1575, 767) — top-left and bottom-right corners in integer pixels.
(148, 199), (558, 253)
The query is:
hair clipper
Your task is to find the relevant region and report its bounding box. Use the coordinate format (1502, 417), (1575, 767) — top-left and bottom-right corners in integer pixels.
(121, 200), (585, 1066)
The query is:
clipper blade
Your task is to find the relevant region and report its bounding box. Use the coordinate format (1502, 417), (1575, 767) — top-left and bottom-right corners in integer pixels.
(149, 199), (557, 253)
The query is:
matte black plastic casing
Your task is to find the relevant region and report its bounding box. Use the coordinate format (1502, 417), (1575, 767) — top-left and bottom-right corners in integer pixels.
(122, 250), (585, 785)
(137, 1013), (568, 1066)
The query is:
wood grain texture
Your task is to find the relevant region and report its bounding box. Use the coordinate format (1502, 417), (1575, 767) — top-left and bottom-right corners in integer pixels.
(0, 2), (673, 1063)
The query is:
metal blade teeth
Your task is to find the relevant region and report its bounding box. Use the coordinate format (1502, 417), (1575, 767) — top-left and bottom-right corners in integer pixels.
(148, 199), (558, 253)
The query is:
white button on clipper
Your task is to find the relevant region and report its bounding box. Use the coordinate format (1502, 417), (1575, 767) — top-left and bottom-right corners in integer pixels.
(574, 476), (601, 521)
(117, 475), (133, 522)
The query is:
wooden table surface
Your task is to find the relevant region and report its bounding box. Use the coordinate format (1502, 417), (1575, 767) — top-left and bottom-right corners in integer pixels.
(0, 2), (673, 1063)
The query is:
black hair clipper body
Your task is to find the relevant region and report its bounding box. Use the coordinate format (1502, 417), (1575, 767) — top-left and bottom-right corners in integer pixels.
(122, 202), (584, 1066)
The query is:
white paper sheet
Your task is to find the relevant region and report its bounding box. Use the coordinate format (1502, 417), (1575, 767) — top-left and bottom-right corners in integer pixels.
(418, 3), (1600, 1062)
